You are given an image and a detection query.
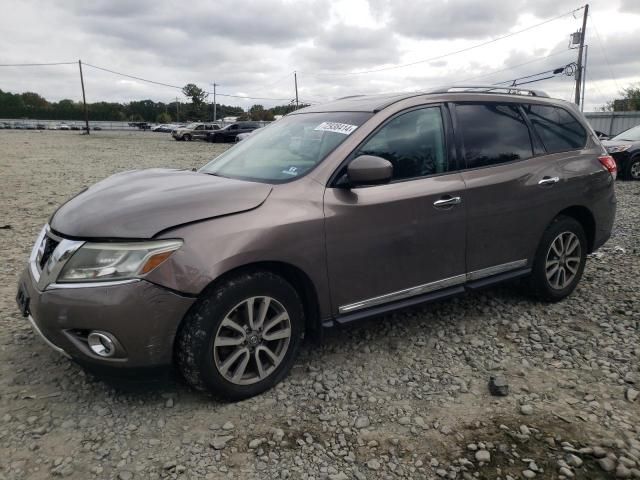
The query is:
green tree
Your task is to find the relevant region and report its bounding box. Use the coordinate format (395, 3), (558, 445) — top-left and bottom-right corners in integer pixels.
(602, 83), (640, 111)
(156, 112), (172, 123)
(182, 84), (208, 107)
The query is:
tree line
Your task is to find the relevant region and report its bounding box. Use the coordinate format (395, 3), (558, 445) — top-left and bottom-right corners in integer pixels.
(0, 86), (307, 123)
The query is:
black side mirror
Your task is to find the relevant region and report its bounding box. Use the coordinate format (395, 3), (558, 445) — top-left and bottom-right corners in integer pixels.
(346, 155), (393, 187)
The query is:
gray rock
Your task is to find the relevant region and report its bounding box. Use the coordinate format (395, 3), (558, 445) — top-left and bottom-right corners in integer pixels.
(616, 464), (632, 478)
(367, 459), (381, 470)
(520, 404), (534, 415)
(210, 436), (234, 450)
(329, 473), (348, 480)
(522, 470), (536, 478)
(475, 450), (491, 463)
(565, 453), (583, 468)
(355, 416), (370, 429)
(488, 375), (509, 396)
(559, 466), (574, 478)
(598, 457), (616, 472)
(626, 388), (639, 402)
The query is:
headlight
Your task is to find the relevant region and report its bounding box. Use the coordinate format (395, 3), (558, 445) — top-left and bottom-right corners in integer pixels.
(607, 144), (632, 153)
(57, 240), (182, 283)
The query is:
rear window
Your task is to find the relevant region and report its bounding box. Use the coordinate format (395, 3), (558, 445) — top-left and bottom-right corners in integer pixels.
(524, 105), (587, 153)
(455, 103), (533, 169)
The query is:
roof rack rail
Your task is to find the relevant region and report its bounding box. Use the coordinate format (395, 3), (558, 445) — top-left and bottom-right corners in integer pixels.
(427, 85), (550, 98)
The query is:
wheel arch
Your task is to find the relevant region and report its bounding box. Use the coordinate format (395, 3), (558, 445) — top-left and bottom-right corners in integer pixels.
(177, 261), (322, 344)
(554, 205), (596, 253)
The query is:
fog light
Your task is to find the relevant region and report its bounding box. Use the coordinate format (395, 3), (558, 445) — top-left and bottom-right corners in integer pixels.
(87, 331), (116, 357)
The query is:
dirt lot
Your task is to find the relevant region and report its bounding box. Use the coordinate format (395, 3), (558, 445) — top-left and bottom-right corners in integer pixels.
(0, 130), (639, 480)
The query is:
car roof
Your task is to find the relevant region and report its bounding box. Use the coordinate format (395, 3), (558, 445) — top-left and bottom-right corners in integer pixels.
(293, 86), (573, 115)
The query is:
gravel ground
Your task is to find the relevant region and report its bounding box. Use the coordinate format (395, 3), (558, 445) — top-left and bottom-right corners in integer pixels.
(0, 130), (639, 480)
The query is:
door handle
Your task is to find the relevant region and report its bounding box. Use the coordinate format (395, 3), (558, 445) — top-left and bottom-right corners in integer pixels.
(433, 196), (462, 209)
(538, 176), (560, 186)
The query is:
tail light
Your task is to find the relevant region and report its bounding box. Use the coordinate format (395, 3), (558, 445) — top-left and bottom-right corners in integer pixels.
(598, 155), (617, 180)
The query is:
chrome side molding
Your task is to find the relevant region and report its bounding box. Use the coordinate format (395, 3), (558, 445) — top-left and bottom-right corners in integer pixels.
(338, 259), (528, 314)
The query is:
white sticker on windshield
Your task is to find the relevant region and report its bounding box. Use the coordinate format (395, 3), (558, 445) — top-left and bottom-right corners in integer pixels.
(314, 121), (358, 135)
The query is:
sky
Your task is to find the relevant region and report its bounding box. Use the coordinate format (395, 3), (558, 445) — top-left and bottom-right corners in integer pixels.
(0, 0), (639, 112)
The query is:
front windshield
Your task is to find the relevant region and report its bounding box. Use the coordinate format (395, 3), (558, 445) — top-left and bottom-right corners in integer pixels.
(185, 123), (199, 129)
(200, 112), (372, 182)
(612, 125), (640, 141)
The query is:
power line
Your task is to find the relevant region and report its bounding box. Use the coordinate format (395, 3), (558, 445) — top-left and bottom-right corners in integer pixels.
(301, 6), (585, 78)
(0, 62), (76, 67)
(83, 62), (184, 90)
(83, 62), (292, 102)
(453, 48), (574, 84)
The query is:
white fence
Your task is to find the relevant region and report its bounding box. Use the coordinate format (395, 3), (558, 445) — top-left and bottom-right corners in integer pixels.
(584, 111), (640, 136)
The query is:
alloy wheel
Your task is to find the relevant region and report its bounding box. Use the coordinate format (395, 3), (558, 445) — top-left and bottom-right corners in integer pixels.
(213, 296), (291, 385)
(545, 231), (582, 290)
(630, 160), (640, 180)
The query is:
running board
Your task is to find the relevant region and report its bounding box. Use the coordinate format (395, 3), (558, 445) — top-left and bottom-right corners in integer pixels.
(329, 267), (531, 327)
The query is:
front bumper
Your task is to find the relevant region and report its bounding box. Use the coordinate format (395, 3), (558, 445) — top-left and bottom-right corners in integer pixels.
(18, 267), (195, 368)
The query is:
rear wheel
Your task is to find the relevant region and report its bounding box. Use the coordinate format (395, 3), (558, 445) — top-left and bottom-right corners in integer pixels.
(528, 216), (587, 302)
(184, 134), (192, 141)
(626, 156), (640, 180)
(176, 271), (304, 400)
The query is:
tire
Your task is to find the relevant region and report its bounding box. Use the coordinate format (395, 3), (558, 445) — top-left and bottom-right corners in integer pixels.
(176, 271), (304, 400)
(184, 134), (192, 141)
(528, 215), (587, 302)
(625, 156), (640, 180)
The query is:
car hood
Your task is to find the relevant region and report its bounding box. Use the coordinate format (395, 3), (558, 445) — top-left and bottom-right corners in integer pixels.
(602, 139), (638, 148)
(50, 168), (272, 238)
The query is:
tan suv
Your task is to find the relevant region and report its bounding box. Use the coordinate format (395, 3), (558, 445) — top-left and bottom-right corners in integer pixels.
(172, 122), (220, 141)
(17, 86), (617, 399)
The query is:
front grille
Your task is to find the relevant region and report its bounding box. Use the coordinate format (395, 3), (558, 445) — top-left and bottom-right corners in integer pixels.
(38, 235), (60, 270)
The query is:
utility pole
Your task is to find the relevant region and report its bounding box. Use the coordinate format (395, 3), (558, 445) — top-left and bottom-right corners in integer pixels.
(78, 60), (90, 134)
(211, 82), (217, 122)
(294, 71), (299, 110)
(580, 45), (588, 111)
(574, 4), (589, 107)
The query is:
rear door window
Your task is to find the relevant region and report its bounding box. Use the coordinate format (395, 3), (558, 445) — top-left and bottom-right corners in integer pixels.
(354, 107), (448, 180)
(455, 103), (533, 169)
(523, 104), (587, 153)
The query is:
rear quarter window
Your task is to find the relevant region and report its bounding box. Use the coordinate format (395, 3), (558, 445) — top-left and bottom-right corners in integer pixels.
(523, 104), (587, 153)
(455, 103), (534, 169)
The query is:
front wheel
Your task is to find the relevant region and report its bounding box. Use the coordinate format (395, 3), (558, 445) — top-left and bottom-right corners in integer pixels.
(528, 216), (587, 302)
(176, 271), (304, 400)
(184, 134), (192, 141)
(625, 156), (640, 180)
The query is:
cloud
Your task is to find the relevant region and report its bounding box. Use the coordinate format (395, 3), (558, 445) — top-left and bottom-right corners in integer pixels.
(294, 23), (401, 71)
(619, 0), (640, 14)
(369, 0), (586, 40)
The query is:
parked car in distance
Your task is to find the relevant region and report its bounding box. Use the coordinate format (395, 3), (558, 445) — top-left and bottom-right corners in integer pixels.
(602, 124), (640, 180)
(2, 122), (12, 129)
(70, 125), (80, 131)
(58, 123), (70, 130)
(152, 124), (172, 132)
(206, 122), (261, 143)
(172, 123), (220, 141)
(36, 123), (46, 130)
(93, 126), (103, 131)
(17, 86), (616, 400)
(235, 131), (254, 142)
